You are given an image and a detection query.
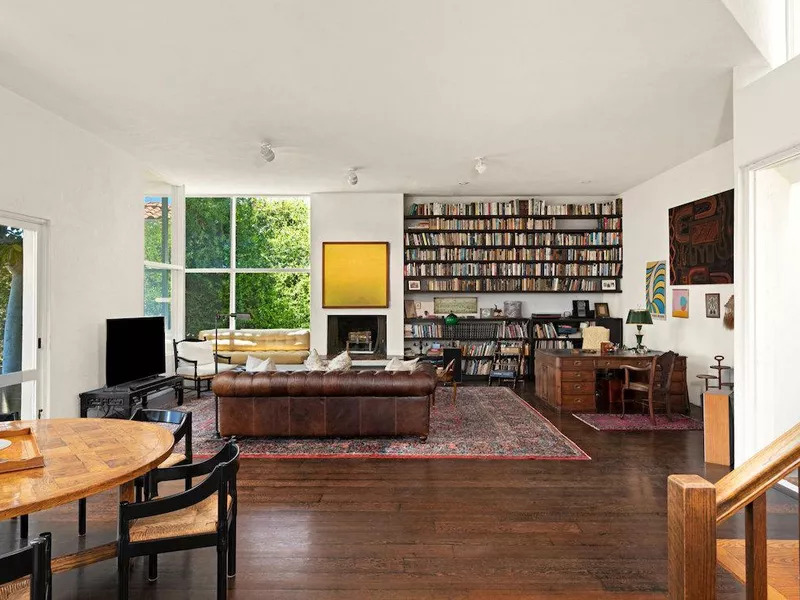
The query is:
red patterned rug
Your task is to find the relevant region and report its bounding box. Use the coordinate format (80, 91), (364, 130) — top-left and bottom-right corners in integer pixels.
(179, 387), (589, 460)
(573, 412), (703, 431)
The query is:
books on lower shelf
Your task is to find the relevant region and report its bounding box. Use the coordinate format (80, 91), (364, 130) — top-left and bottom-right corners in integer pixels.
(408, 198), (622, 217)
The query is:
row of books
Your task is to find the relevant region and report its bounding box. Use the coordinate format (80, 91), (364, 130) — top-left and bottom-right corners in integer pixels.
(463, 360), (494, 376)
(407, 217), (622, 231)
(404, 232), (622, 247)
(404, 321), (530, 340)
(501, 322), (527, 338)
(532, 322), (584, 339)
(404, 248), (623, 262)
(408, 198), (622, 217)
(405, 262), (622, 277)
(460, 341), (497, 357)
(408, 278), (616, 292)
(534, 340), (576, 350)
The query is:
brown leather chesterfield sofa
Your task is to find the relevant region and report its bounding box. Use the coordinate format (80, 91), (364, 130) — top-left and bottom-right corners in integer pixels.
(211, 366), (437, 440)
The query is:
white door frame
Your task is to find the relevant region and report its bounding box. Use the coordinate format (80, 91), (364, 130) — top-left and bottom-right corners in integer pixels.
(0, 209), (49, 419)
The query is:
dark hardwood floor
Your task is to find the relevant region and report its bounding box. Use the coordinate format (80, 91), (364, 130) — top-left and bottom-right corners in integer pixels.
(1, 383), (797, 599)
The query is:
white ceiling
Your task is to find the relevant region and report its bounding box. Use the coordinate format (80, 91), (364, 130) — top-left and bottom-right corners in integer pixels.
(0, 1), (759, 195)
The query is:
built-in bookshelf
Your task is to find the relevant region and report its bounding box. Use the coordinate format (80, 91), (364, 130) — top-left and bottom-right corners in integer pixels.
(404, 198), (623, 293)
(404, 317), (531, 379)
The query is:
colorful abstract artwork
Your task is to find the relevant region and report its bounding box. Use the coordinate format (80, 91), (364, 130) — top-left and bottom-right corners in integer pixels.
(645, 261), (667, 320)
(322, 242), (389, 308)
(672, 288), (689, 319)
(668, 189), (734, 285)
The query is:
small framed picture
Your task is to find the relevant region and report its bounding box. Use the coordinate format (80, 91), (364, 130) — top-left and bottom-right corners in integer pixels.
(407, 280), (421, 291)
(601, 279), (617, 291)
(572, 300), (590, 318)
(479, 308), (493, 318)
(705, 293), (721, 318)
(594, 302), (610, 318)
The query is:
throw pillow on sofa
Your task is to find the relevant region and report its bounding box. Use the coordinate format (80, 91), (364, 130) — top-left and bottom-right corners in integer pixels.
(245, 355), (277, 373)
(304, 348), (325, 371)
(326, 351), (352, 372)
(385, 357), (420, 372)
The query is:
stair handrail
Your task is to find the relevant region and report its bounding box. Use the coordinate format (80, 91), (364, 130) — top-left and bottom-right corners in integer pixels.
(715, 421), (800, 523)
(668, 420), (800, 599)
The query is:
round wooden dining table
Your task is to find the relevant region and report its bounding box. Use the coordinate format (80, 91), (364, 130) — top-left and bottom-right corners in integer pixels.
(0, 418), (174, 572)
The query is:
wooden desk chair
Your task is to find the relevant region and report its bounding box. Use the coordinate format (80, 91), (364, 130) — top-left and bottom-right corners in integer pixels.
(118, 442), (240, 600)
(434, 359), (457, 406)
(0, 532), (52, 600)
(1, 411), (29, 539)
(620, 351), (677, 424)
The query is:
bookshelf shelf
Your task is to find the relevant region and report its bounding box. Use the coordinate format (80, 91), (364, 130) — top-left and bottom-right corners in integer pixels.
(404, 198), (623, 294)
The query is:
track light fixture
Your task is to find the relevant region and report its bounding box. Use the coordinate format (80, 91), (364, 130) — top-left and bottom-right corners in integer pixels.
(260, 142), (275, 162)
(474, 157), (487, 175)
(347, 168), (358, 186)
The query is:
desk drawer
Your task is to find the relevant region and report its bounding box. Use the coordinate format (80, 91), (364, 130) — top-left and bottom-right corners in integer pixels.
(561, 370), (595, 382)
(561, 394), (595, 411)
(562, 381), (594, 394)
(560, 358), (594, 370)
(618, 359), (653, 369)
(595, 358), (620, 369)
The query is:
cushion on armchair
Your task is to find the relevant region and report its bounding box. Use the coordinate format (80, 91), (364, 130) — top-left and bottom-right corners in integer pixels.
(176, 340), (215, 366)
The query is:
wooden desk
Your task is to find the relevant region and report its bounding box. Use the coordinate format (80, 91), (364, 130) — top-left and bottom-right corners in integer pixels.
(0, 418), (174, 572)
(534, 349), (689, 413)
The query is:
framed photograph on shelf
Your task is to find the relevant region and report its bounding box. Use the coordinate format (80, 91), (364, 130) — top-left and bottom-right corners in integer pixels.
(594, 302), (610, 318)
(404, 300), (417, 319)
(434, 297), (478, 315)
(407, 280), (421, 291)
(705, 293), (721, 318)
(572, 300), (590, 318)
(479, 308), (493, 318)
(601, 279), (617, 291)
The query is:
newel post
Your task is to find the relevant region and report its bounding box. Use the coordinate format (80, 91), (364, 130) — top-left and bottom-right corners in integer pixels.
(668, 474), (717, 599)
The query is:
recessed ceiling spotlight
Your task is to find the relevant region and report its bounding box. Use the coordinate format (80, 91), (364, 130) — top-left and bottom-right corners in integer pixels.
(474, 157), (487, 175)
(581, 180), (592, 184)
(458, 181), (470, 186)
(260, 142), (275, 162)
(347, 168), (358, 186)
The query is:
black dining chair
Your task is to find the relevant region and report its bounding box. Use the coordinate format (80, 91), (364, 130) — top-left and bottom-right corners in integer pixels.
(0, 532), (52, 600)
(130, 408), (193, 500)
(117, 442), (240, 600)
(1, 411), (30, 539)
(75, 408), (193, 535)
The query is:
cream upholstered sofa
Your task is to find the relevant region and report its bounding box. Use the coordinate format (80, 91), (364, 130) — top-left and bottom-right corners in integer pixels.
(198, 329), (310, 365)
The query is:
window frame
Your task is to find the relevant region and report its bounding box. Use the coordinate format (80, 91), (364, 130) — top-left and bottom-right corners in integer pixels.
(143, 187), (186, 339)
(184, 196), (310, 331)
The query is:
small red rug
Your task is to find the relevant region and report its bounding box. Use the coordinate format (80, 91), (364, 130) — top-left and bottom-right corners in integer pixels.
(573, 412), (703, 431)
(179, 387), (589, 460)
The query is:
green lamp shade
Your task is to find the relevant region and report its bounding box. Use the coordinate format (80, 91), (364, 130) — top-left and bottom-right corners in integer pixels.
(626, 309), (653, 325)
(444, 312), (459, 326)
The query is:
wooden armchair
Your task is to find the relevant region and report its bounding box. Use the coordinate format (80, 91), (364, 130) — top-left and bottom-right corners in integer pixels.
(434, 359), (457, 406)
(173, 339), (236, 396)
(0, 532), (52, 600)
(118, 442), (240, 600)
(620, 351), (678, 424)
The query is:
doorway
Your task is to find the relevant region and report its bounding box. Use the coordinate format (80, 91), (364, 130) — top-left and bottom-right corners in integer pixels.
(0, 212), (47, 420)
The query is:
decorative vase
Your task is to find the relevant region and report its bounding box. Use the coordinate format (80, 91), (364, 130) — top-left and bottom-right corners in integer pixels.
(444, 312), (459, 326)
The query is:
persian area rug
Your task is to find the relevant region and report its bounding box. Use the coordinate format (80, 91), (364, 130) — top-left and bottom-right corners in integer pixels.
(179, 386), (589, 460)
(573, 412), (703, 432)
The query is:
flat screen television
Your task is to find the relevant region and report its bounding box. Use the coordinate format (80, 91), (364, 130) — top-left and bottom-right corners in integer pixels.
(106, 316), (166, 387)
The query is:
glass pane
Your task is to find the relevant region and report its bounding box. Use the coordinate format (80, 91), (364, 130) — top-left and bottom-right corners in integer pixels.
(0, 383), (21, 415)
(186, 197), (231, 268)
(0, 225), (23, 375)
(144, 196), (171, 263)
(236, 197), (310, 268)
(185, 273), (231, 338)
(236, 272), (310, 329)
(144, 268), (172, 332)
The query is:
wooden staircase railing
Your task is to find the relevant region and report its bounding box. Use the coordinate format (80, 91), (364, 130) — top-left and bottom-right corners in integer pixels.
(668, 421), (800, 599)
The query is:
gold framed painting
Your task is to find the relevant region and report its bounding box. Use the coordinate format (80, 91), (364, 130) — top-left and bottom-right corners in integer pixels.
(322, 242), (390, 308)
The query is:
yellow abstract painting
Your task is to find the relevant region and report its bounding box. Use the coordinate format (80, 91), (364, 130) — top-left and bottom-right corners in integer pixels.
(322, 242), (389, 308)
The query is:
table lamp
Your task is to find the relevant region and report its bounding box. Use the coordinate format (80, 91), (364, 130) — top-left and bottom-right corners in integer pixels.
(626, 309), (653, 351)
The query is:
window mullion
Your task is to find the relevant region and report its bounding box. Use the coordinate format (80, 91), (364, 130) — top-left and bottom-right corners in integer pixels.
(229, 198), (237, 329)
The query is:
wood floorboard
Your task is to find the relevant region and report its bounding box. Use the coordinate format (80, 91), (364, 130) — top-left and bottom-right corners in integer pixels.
(1, 382), (797, 599)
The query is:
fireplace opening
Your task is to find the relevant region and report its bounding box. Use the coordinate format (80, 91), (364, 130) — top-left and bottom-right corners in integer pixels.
(327, 315), (387, 358)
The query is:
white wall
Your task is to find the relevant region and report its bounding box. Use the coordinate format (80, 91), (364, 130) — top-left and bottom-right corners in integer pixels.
(608, 142), (735, 407)
(0, 85), (144, 417)
(734, 56), (800, 463)
(722, 0), (786, 68)
(310, 193), (405, 356)
(404, 195), (618, 319)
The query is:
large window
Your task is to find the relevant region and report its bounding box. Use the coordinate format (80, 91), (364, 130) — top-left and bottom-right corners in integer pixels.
(185, 197), (310, 337)
(144, 196), (182, 335)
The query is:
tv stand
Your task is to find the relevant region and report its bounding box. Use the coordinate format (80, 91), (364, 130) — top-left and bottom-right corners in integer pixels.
(79, 375), (183, 418)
